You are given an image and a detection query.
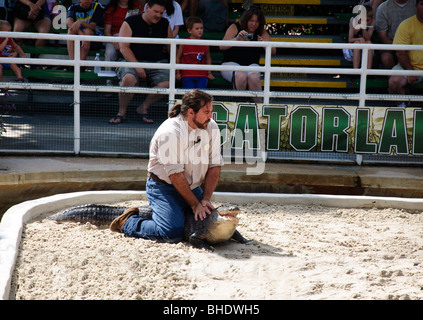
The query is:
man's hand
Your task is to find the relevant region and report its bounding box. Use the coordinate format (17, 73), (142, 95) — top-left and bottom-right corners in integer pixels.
(192, 201), (213, 221)
(136, 67), (146, 79)
(69, 20), (82, 34)
(27, 2), (41, 20)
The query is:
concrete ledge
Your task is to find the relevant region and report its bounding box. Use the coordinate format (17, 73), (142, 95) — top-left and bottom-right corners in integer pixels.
(3, 157), (423, 217)
(1, 190), (423, 300)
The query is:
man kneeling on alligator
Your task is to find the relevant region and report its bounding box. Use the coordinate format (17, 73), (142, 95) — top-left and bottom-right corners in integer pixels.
(110, 89), (249, 250)
(52, 90), (250, 250)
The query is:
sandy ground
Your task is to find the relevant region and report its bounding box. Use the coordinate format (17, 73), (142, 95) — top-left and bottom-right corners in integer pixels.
(9, 200), (423, 300)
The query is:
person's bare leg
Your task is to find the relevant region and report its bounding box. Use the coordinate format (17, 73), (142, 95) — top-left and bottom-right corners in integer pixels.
(389, 75), (407, 95)
(381, 51), (395, 69)
(136, 80), (169, 123)
(234, 71), (247, 90)
(110, 73), (137, 123)
(67, 29), (75, 60)
(247, 72), (262, 104)
(10, 64), (23, 80)
(34, 18), (51, 47)
(353, 49), (361, 69)
(389, 75), (407, 107)
(13, 18), (31, 45)
(366, 41), (373, 69)
(80, 28), (94, 61)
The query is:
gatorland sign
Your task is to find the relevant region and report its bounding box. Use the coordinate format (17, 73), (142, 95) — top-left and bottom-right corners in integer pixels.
(212, 102), (423, 156)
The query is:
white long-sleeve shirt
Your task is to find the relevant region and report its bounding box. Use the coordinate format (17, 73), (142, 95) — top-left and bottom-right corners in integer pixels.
(148, 113), (224, 189)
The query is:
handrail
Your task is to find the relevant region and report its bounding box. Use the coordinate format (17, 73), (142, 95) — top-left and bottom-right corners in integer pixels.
(2, 31), (423, 97)
(1, 31), (423, 154)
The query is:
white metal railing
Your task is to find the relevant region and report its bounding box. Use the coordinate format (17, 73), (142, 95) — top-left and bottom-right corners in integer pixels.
(2, 31), (423, 103)
(1, 31), (423, 156)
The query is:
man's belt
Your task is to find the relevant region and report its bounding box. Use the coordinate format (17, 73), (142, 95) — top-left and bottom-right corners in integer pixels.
(148, 172), (169, 184)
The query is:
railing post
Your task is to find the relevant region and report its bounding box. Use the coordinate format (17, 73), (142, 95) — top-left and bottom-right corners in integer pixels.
(73, 39), (81, 155)
(168, 41), (177, 110)
(263, 44), (272, 106)
(358, 46), (369, 108)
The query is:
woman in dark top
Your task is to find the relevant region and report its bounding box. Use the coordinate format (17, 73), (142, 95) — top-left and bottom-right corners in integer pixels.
(219, 5), (275, 103)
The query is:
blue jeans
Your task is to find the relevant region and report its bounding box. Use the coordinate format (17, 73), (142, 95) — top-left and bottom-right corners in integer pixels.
(182, 77), (208, 89)
(121, 177), (203, 242)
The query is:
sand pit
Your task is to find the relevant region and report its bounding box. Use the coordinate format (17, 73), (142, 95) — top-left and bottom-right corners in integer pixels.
(9, 200), (423, 300)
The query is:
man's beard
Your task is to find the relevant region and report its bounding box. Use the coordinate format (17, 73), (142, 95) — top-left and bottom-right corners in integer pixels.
(193, 116), (210, 129)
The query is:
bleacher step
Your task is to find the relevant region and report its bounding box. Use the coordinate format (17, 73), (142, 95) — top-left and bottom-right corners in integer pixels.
(263, 75), (353, 89)
(270, 35), (345, 43)
(263, 16), (348, 25)
(260, 55), (349, 67)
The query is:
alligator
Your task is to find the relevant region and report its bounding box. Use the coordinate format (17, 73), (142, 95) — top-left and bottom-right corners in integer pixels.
(50, 204), (251, 251)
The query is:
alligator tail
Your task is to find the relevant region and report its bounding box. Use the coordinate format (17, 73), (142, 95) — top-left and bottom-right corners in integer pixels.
(49, 204), (124, 226)
(50, 204), (154, 227)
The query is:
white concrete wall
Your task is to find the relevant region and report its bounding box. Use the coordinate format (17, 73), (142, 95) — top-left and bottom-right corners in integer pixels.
(1, 190), (423, 300)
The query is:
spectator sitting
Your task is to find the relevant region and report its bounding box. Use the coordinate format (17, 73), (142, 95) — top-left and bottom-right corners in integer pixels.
(219, 5), (276, 103)
(0, 20), (27, 82)
(343, 5), (375, 69)
(375, 0), (416, 69)
(110, 90), (224, 244)
(176, 16), (214, 89)
(104, 0), (144, 82)
(388, 0), (423, 105)
(66, 0), (104, 61)
(145, 0), (183, 38)
(109, 0), (172, 125)
(13, 0), (52, 48)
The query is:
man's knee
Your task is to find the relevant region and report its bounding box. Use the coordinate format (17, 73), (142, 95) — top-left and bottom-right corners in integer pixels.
(155, 80), (169, 88)
(235, 71), (247, 82)
(248, 72), (260, 83)
(83, 28), (94, 36)
(159, 224), (184, 243)
(389, 75), (405, 93)
(121, 73), (138, 87)
(381, 52), (395, 69)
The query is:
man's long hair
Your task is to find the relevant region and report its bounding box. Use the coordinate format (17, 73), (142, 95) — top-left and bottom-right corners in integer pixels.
(169, 90), (213, 118)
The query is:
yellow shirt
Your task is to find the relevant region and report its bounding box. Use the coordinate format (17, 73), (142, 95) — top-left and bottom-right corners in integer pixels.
(393, 15), (423, 70)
